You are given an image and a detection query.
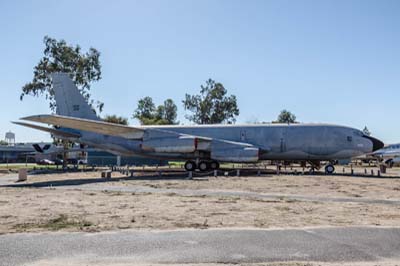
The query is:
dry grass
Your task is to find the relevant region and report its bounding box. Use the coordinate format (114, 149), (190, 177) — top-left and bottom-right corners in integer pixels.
(0, 185), (399, 234)
(1, 168), (400, 234)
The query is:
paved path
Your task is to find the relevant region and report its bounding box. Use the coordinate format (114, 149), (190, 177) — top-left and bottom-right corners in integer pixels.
(0, 174), (18, 186)
(1, 227), (400, 266)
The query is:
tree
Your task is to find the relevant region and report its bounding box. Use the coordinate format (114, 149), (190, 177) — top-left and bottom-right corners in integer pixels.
(183, 79), (239, 124)
(103, 115), (128, 125)
(363, 126), (371, 136)
(275, 110), (297, 123)
(21, 36), (103, 113)
(162, 99), (178, 124)
(133, 97), (156, 122)
(0, 140), (8, 146)
(133, 97), (178, 125)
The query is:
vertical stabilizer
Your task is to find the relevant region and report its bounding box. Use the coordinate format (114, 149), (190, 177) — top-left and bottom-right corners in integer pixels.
(52, 73), (100, 121)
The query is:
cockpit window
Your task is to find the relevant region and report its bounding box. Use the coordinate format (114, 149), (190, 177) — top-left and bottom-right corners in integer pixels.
(353, 131), (363, 136)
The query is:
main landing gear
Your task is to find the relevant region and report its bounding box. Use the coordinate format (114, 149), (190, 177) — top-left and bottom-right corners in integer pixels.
(184, 160), (220, 172)
(184, 161), (197, 171)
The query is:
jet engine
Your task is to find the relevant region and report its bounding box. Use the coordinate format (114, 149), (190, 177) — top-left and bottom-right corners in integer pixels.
(210, 140), (260, 162)
(141, 135), (197, 153)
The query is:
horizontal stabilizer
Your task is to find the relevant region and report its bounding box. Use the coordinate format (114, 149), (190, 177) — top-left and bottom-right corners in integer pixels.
(21, 114), (145, 139)
(12, 121), (81, 139)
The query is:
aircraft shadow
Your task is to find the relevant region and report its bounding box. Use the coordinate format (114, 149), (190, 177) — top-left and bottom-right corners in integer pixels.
(1, 169), (399, 189)
(0, 173), (193, 188)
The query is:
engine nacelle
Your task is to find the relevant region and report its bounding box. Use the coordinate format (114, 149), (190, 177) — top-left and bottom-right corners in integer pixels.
(141, 136), (197, 153)
(210, 140), (260, 163)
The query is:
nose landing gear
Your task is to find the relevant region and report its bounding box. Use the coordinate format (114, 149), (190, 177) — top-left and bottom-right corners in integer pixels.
(325, 164), (335, 174)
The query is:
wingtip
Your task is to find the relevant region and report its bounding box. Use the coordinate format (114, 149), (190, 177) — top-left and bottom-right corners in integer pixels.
(12, 121), (34, 126)
(20, 114), (50, 122)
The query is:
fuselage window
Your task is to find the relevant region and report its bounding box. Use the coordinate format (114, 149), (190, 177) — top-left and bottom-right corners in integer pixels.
(347, 136), (352, 142)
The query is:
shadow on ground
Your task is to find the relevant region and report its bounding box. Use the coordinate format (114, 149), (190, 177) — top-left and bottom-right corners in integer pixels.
(1, 167), (399, 189)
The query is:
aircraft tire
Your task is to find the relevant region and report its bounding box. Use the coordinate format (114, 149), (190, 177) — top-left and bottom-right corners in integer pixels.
(198, 161), (209, 171)
(325, 164), (335, 174)
(210, 161), (220, 170)
(184, 160), (197, 171)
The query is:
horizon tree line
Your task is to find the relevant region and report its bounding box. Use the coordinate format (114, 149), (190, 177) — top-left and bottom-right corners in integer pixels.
(21, 36), (301, 126)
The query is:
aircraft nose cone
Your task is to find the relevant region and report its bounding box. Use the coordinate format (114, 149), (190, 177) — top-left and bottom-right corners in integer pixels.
(363, 135), (384, 152)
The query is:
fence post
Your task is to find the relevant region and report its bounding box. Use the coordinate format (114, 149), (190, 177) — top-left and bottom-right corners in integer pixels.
(18, 169), (27, 182)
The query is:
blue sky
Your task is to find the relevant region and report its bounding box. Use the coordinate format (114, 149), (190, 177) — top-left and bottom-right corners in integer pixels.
(0, 0), (399, 143)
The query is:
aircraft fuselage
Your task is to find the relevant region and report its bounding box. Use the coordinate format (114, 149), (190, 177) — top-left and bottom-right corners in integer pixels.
(77, 123), (379, 162)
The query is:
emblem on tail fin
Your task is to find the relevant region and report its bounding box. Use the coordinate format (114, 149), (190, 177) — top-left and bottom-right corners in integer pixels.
(51, 73), (100, 121)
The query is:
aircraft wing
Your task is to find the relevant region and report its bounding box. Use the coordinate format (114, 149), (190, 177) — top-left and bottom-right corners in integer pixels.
(12, 121), (81, 139)
(22, 114), (145, 139)
(21, 114), (269, 162)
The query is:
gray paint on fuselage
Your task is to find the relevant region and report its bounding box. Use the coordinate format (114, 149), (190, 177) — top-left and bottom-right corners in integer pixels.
(43, 73), (377, 163)
(75, 123), (372, 161)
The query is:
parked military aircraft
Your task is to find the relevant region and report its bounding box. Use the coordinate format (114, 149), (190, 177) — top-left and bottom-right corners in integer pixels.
(372, 143), (400, 166)
(14, 73), (384, 173)
(31, 143), (85, 155)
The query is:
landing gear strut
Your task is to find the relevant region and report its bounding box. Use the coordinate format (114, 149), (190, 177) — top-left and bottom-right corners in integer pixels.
(307, 160), (321, 174)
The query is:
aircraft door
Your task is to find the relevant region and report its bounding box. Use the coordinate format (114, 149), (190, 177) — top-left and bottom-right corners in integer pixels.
(280, 128), (287, 153)
(240, 130), (247, 142)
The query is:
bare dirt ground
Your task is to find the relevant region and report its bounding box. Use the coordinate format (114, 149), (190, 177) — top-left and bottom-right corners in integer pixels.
(20, 166), (400, 200)
(26, 259), (400, 266)
(0, 167), (399, 234)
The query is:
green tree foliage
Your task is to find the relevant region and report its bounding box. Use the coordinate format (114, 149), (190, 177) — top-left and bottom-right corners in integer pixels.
(160, 99), (178, 124)
(0, 140), (8, 146)
(133, 97), (156, 121)
(133, 97), (178, 125)
(363, 126), (371, 136)
(183, 79), (239, 124)
(103, 115), (128, 125)
(21, 36), (103, 113)
(275, 109), (297, 123)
